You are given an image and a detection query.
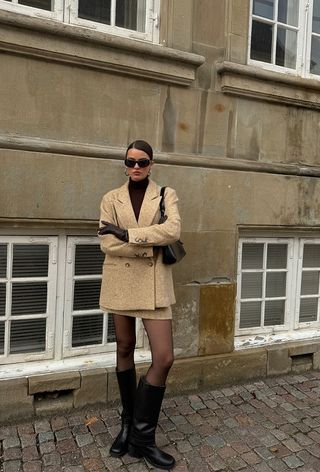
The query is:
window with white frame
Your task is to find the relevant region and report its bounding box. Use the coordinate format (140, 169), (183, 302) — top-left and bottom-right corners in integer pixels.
(249, 0), (320, 78)
(63, 238), (117, 357)
(0, 0), (159, 42)
(0, 236), (58, 362)
(236, 237), (320, 336)
(0, 234), (144, 365)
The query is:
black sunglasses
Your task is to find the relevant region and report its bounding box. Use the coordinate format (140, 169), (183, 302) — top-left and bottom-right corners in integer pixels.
(125, 158), (151, 168)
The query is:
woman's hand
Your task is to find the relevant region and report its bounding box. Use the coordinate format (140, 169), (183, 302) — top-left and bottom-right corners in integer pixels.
(98, 221), (129, 242)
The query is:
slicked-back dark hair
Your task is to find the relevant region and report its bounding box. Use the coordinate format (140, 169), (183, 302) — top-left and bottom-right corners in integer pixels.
(126, 140), (153, 160)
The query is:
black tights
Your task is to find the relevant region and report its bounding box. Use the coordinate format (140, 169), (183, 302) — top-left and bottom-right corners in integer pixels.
(113, 314), (174, 386)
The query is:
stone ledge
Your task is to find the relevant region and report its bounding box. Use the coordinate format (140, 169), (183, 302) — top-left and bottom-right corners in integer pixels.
(0, 10), (204, 86)
(28, 371), (80, 395)
(3, 134), (320, 178)
(216, 61), (320, 110)
(73, 369), (108, 408)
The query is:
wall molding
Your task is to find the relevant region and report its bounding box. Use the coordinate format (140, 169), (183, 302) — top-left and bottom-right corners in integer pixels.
(0, 10), (204, 86)
(216, 61), (320, 110)
(1, 133), (320, 178)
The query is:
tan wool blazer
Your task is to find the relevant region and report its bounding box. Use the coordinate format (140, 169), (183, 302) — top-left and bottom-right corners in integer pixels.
(99, 179), (181, 311)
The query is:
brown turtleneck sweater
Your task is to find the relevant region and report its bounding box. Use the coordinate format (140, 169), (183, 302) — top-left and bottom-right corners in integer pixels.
(128, 177), (149, 221)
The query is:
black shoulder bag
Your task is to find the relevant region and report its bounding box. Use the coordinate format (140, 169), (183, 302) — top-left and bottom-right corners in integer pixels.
(159, 187), (186, 265)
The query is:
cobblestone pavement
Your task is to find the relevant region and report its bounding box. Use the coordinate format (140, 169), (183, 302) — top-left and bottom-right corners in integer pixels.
(2, 371), (320, 472)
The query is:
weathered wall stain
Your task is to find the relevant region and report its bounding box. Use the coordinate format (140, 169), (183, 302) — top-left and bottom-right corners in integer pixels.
(162, 86), (176, 153)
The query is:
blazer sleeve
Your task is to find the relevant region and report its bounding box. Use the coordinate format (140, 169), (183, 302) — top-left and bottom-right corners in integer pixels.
(99, 193), (154, 258)
(128, 188), (181, 246)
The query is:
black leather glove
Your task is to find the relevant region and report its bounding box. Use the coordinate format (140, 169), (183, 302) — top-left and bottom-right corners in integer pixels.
(98, 221), (128, 242)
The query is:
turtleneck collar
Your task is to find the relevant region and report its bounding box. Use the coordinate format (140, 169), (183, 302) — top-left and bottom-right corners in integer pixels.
(129, 177), (149, 190)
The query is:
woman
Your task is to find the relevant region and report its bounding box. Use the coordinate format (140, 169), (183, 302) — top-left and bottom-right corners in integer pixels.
(98, 139), (181, 470)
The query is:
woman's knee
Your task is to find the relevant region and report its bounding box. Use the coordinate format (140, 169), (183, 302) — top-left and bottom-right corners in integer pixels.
(116, 337), (136, 358)
(155, 353), (174, 372)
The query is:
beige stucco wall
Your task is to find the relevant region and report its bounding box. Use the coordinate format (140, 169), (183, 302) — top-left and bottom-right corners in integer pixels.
(1, 0), (320, 369)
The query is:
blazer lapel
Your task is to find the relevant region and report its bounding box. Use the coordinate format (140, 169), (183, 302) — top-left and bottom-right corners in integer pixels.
(138, 180), (162, 227)
(113, 182), (139, 229)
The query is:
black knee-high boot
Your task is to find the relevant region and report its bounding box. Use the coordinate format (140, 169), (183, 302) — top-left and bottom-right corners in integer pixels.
(128, 376), (176, 470)
(110, 367), (136, 457)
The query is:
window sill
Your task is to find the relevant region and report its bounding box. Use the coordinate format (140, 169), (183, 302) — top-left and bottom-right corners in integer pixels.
(0, 10), (204, 86)
(235, 330), (320, 350)
(0, 349), (152, 379)
(216, 61), (320, 110)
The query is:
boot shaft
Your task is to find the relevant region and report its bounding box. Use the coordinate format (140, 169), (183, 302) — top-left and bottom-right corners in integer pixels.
(130, 376), (166, 446)
(116, 367), (136, 419)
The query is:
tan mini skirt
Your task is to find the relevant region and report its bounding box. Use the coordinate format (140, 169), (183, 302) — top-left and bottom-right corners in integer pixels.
(101, 305), (172, 320)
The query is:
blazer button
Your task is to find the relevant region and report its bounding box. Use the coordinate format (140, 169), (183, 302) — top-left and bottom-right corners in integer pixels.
(125, 263), (130, 267)
(148, 262), (153, 267)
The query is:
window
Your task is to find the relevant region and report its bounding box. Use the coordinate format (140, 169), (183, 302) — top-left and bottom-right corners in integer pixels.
(249, 0), (320, 78)
(0, 234), (143, 365)
(63, 237), (117, 357)
(237, 237), (320, 338)
(0, 236), (58, 363)
(0, 0), (159, 41)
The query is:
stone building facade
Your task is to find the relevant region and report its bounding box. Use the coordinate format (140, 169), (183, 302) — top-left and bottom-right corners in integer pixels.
(0, 0), (320, 420)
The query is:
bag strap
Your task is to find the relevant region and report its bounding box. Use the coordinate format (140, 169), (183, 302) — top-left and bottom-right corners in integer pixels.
(159, 186), (167, 218)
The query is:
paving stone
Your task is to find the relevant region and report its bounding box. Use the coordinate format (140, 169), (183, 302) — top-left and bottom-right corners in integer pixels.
(127, 463), (149, 472)
(42, 452), (61, 467)
(60, 451), (83, 467)
(54, 428), (73, 441)
(217, 446), (237, 459)
(3, 447), (22, 461)
(267, 457), (289, 471)
(3, 436), (21, 449)
(75, 433), (94, 448)
(205, 454), (228, 471)
(205, 434), (226, 448)
(253, 462), (275, 472)
(283, 438), (303, 452)
(56, 438), (77, 454)
(176, 441), (192, 453)
(0, 426), (18, 439)
(51, 416), (68, 431)
(3, 461), (22, 472)
(282, 454), (305, 468)
(241, 451), (262, 465)
(254, 446), (274, 461)
(37, 431), (54, 444)
(87, 420), (107, 435)
(17, 424), (34, 435)
(22, 445), (39, 461)
(171, 415), (187, 425)
(225, 456), (248, 470)
(34, 420), (51, 433)
(82, 457), (106, 470)
(94, 432), (112, 448)
(79, 443), (100, 459)
(22, 461), (42, 472)
(63, 467), (85, 472)
(20, 434), (37, 448)
(39, 442), (55, 455)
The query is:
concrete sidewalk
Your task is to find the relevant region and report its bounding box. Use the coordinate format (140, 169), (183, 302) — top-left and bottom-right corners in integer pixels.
(1, 371), (320, 472)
